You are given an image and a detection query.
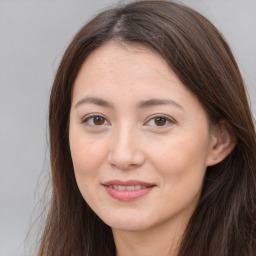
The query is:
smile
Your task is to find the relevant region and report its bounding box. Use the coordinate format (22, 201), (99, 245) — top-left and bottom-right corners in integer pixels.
(106, 185), (147, 190)
(102, 180), (155, 201)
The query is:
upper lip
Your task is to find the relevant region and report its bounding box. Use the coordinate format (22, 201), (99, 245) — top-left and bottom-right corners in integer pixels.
(102, 180), (155, 187)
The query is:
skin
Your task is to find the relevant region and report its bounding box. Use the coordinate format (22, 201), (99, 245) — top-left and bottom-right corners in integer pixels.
(69, 42), (234, 256)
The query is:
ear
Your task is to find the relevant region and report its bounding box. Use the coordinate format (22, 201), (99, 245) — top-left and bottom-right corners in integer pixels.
(206, 120), (236, 166)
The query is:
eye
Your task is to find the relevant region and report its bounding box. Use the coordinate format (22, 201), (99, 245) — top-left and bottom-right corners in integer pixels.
(82, 115), (109, 126)
(145, 115), (174, 127)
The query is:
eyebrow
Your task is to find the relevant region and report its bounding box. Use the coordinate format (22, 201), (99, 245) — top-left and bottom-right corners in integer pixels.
(74, 96), (184, 110)
(137, 99), (184, 110)
(74, 96), (114, 109)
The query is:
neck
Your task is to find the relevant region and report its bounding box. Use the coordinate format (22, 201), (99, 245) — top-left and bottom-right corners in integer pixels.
(112, 219), (187, 256)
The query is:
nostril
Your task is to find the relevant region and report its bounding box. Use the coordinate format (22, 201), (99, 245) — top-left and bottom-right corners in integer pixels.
(107, 149), (145, 170)
(107, 130), (145, 169)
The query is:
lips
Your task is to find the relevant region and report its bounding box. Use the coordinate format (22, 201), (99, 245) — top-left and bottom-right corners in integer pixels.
(107, 184), (147, 191)
(102, 180), (155, 201)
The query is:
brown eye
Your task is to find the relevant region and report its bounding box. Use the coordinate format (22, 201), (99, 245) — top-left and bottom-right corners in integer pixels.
(83, 115), (108, 126)
(145, 115), (174, 128)
(154, 117), (167, 126)
(93, 116), (105, 125)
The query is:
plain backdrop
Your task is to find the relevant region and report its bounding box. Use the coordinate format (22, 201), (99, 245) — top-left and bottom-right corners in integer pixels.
(0, 0), (255, 255)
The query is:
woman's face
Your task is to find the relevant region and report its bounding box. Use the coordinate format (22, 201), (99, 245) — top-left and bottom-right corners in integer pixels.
(69, 43), (217, 233)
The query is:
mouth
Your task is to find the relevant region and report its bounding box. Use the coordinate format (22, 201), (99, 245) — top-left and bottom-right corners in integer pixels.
(105, 185), (149, 190)
(102, 180), (156, 201)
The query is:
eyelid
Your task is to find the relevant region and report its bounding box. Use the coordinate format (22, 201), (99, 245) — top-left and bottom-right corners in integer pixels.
(81, 113), (176, 128)
(81, 113), (110, 126)
(144, 114), (176, 127)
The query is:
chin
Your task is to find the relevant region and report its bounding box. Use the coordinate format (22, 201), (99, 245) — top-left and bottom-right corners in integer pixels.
(101, 212), (154, 232)
(109, 221), (150, 232)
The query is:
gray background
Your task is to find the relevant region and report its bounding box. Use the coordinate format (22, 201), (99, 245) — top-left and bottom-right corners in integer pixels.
(0, 0), (255, 255)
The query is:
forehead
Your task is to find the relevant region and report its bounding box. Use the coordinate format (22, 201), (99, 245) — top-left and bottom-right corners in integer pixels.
(84, 41), (166, 65)
(71, 42), (209, 125)
(72, 42), (204, 111)
(73, 42), (181, 92)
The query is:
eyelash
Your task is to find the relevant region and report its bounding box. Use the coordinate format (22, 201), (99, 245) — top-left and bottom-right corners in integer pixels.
(144, 115), (175, 128)
(82, 114), (110, 127)
(81, 114), (175, 128)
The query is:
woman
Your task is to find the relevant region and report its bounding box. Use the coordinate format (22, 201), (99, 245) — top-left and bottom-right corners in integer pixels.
(38, 1), (256, 255)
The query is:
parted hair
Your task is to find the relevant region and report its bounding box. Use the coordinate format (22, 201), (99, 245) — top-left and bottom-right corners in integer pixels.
(38, 1), (256, 255)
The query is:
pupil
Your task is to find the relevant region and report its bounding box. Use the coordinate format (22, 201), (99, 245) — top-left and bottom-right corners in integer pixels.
(155, 117), (166, 126)
(94, 116), (104, 125)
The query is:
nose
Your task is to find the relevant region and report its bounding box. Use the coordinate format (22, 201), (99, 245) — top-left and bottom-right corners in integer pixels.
(107, 125), (145, 170)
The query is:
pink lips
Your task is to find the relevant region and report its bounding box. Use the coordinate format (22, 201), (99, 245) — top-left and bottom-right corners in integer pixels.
(102, 180), (155, 201)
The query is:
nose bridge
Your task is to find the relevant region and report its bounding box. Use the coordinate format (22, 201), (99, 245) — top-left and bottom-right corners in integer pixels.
(108, 121), (144, 169)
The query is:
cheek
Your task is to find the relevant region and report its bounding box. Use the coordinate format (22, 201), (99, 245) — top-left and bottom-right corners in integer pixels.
(150, 135), (209, 210)
(147, 130), (210, 186)
(154, 140), (206, 169)
(69, 133), (107, 178)
(69, 135), (107, 204)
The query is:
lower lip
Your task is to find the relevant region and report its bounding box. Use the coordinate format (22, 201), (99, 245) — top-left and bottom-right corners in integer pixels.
(104, 186), (154, 201)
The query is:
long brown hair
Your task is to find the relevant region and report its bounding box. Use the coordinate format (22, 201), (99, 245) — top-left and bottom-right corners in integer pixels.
(38, 1), (256, 255)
